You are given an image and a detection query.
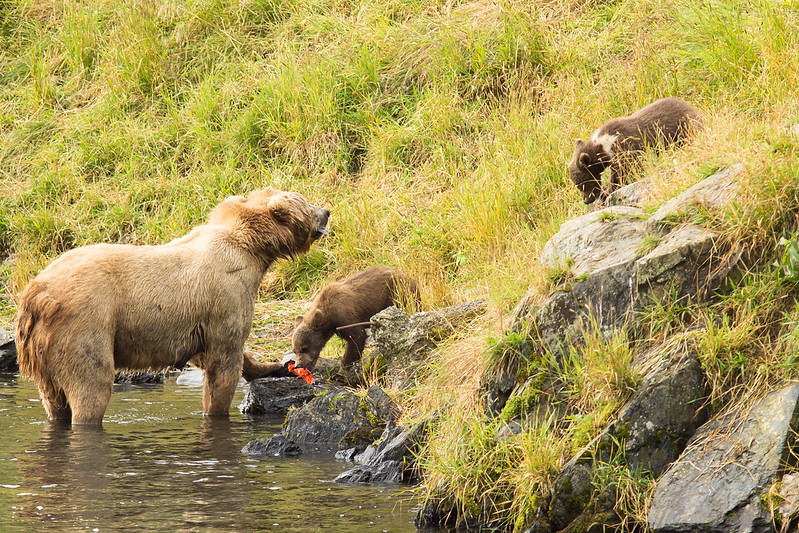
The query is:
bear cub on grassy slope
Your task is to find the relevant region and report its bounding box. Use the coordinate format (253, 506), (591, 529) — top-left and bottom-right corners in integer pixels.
(290, 266), (421, 372)
(568, 97), (703, 204)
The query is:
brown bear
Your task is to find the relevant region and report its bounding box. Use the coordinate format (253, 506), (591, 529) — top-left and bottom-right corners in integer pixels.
(15, 187), (329, 424)
(290, 266), (421, 371)
(568, 97), (703, 204)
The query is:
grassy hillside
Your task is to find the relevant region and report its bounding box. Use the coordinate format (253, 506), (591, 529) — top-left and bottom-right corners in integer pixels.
(2, 0), (799, 530)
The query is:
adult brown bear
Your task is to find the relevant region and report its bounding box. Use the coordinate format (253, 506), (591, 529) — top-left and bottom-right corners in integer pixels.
(568, 97), (703, 204)
(290, 266), (421, 371)
(15, 188), (329, 424)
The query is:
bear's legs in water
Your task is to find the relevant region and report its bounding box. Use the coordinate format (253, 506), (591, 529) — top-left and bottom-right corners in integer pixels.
(40, 388), (71, 421)
(202, 361), (241, 416)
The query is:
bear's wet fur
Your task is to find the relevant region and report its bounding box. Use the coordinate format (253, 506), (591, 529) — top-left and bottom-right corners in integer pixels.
(568, 97), (703, 204)
(15, 187), (329, 424)
(291, 266), (421, 371)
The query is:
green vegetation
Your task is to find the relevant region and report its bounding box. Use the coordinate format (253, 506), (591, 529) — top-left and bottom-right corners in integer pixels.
(2, 0), (799, 530)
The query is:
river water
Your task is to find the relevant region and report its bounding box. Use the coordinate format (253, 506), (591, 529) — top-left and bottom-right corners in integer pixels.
(0, 372), (419, 532)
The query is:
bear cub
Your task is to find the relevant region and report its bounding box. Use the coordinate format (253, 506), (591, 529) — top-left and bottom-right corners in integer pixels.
(290, 266), (421, 371)
(568, 97), (702, 204)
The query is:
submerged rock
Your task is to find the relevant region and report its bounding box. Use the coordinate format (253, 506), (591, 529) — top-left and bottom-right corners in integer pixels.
(241, 434), (303, 457)
(648, 382), (799, 532)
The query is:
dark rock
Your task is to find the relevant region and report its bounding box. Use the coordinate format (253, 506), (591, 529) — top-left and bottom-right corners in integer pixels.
(241, 434), (303, 457)
(335, 447), (360, 462)
(599, 342), (708, 476)
(549, 461), (595, 531)
(333, 465), (375, 484)
(560, 484), (620, 533)
(282, 385), (396, 445)
(481, 366), (519, 418)
(548, 340), (708, 530)
(239, 376), (319, 416)
(335, 421), (426, 485)
(338, 426), (383, 452)
(415, 498), (462, 530)
(648, 382), (799, 532)
(0, 327), (17, 373)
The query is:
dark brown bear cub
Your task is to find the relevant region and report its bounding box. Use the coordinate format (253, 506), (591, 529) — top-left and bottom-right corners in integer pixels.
(568, 97), (702, 204)
(290, 266), (421, 371)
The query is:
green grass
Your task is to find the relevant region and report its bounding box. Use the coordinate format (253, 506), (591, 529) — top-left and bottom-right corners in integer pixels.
(2, 0), (799, 529)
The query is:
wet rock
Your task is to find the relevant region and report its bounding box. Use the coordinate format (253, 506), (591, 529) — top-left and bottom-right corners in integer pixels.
(239, 376), (319, 416)
(0, 327), (17, 373)
(241, 434), (303, 457)
(369, 300), (487, 390)
(648, 382), (799, 532)
(283, 385), (396, 445)
(335, 422), (426, 485)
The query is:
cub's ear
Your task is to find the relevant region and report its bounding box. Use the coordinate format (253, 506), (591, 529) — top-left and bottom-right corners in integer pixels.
(579, 153), (591, 167)
(294, 315), (304, 328)
(575, 139), (584, 148)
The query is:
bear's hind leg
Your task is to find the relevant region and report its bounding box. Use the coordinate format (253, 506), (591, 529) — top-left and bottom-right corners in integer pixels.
(63, 334), (115, 425)
(41, 388), (71, 421)
(66, 373), (114, 425)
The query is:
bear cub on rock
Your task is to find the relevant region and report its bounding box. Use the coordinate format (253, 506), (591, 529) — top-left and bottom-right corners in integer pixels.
(290, 266), (421, 372)
(568, 97), (703, 204)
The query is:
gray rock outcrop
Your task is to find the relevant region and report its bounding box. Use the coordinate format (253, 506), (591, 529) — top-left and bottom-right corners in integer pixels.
(648, 382), (799, 532)
(519, 164), (745, 358)
(334, 421), (425, 484)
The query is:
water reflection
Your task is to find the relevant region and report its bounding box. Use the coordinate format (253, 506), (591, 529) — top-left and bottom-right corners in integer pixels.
(0, 375), (419, 532)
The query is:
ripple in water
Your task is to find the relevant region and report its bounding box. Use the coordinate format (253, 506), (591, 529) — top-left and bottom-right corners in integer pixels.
(0, 373), (419, 532)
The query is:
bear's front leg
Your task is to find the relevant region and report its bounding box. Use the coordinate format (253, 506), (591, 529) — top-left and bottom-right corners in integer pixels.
(202, 361), (241, 416)
(241, 351), (290, 380)
(339, 327), (368, 369)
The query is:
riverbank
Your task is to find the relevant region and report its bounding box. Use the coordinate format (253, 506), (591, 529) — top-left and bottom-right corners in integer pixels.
(2, 0), (799, 530)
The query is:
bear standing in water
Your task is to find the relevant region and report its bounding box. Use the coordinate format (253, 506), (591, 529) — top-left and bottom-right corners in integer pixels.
(16, 188), (329, 424)
(568, 97), (703, 204)
(290, 266), (421, 371)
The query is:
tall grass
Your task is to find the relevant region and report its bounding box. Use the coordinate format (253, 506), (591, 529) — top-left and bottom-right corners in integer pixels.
(2, 0), (799, 529)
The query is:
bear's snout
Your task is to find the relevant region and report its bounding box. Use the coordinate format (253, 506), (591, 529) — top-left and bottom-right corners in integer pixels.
(312, 206), (331, 238)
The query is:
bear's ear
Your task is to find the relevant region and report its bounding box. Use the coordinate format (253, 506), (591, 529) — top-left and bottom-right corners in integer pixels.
(579, 153), (591, 168)
(266, 193), (295, 224)
(294, 315), (304, 328)
(575, 139), (584, 148)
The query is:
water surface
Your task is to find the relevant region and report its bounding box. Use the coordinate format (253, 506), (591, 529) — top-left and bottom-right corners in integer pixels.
(0, 373), (419, 532)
